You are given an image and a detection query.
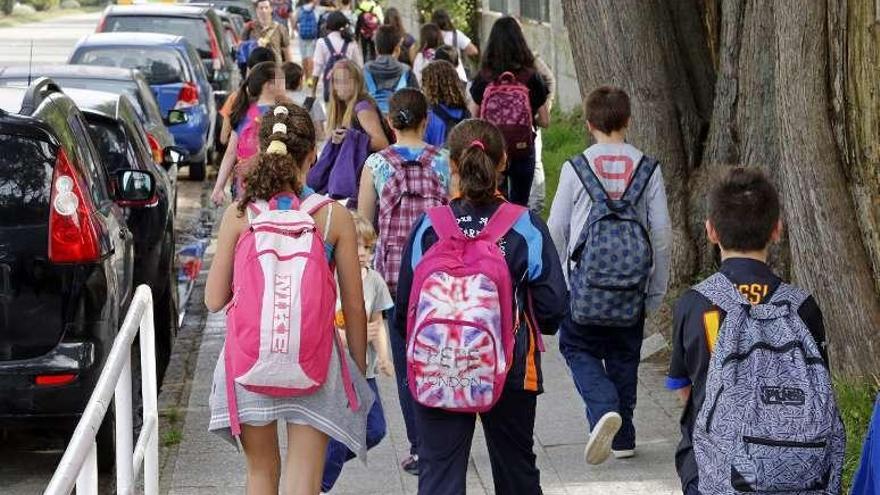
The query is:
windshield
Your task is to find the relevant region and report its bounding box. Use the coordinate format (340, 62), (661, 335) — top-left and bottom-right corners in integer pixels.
(0, 134), (53, 226)
(104, 15), (212, 58)
(73, 47), (186, 85)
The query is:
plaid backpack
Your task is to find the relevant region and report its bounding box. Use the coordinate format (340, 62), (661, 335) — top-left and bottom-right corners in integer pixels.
(321, 37), (350, 102)
(297, 6), (318, 40)
(568, 153), (656, 327)
(375, 146), (447, 295)
(692, 273), (845, 494)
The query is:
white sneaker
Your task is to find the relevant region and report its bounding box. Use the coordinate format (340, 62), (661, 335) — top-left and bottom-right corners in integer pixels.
(584, 412), (622, 465)
(612, 448), (635, 459)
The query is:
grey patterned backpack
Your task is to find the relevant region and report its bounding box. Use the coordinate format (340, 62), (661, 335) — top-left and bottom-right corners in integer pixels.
(569, 154), (656, 327)
(693, 273), (845, 494)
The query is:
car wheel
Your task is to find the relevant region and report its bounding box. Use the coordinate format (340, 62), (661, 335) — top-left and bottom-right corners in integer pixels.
(189, 156), (206, 181)
(154, 227), (178, 386)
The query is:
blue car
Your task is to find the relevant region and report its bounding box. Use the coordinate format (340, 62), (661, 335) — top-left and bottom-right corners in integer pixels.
(69, 32), (216, 180)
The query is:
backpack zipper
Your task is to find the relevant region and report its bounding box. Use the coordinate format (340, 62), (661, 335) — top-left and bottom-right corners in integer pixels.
(742, 435), (826, 449)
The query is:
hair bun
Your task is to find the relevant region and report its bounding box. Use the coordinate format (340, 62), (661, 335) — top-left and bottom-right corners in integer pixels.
(272, 122), (287, 135)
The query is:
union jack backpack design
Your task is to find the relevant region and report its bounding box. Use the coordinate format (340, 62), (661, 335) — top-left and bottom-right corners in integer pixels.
(224, 193), (359, 436)
(405, 203), (527, 413)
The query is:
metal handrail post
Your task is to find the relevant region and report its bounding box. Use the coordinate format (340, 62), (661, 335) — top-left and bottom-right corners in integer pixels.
(140, 294), (159, 495)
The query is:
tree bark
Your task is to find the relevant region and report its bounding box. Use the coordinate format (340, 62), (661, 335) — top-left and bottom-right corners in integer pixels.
(773, 0), (880, 378)
(560, 0), (714, 334)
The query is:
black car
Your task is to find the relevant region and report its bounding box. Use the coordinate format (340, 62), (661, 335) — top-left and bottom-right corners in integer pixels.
(64, 88), (183, 379)
(0, 78), (150, 469)
(0, 65), (177, 175)
(97, 5), (241, 101)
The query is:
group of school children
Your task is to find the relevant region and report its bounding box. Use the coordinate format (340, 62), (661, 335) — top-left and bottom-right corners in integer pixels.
(204, 4), (849, 495)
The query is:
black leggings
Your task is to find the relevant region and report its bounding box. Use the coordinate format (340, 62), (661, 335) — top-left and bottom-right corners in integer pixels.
(502, 149), (537, 207)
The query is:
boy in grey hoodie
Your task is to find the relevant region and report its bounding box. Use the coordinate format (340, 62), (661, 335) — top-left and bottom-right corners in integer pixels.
(547, 86), (672, 467)
(363, 25), (419, 111)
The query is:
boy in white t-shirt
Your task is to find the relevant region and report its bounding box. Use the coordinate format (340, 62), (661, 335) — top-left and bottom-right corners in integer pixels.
(322, 213), (393, 492)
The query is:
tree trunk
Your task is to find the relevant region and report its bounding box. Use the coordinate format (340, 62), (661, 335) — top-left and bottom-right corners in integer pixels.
(773, 0), (880, 378)
(561, 0), (880, 378)
(560, 0), (714, 334)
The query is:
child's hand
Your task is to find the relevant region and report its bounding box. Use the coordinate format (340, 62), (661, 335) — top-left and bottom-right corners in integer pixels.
(675, 385), (691, 405)
(330, 127), (347, 144)
(378, 358), (394, 377)
(366, 319), (383, 343)
(211, 187), (227, 207)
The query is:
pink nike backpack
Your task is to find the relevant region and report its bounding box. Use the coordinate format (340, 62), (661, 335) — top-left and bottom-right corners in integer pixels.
(405, 203), (527, 413)
(224, 193), (359, 436)
(479, 71), (534, 161)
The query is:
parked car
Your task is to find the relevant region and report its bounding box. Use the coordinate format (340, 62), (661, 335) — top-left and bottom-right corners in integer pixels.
(181, 0), (255, 22)
(95, 5), (240, 102)
(0, 64), (175, 171)
(0, 78), (143, 470)
(69, 33), (216, 180)
(63, 88), (182, 381)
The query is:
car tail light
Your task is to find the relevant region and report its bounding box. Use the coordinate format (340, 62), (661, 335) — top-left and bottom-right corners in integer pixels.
(48, 149), (101, 264)
(146, 132), (163, 163)
(35, 374), (77, 386)
(205, 20), (222, 68)
(174, 82), (199, 110)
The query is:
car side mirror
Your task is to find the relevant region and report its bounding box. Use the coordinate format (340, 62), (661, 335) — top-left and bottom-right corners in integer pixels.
(162, 145), (186, 169)
(115, 169), (156, 205)
(165, 109), (188, 126)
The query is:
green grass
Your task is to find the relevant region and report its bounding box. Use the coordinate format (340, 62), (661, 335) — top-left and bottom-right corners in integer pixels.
(162, 428), (183, 447)
(540, 108), (587, 219)
(836, 377), (878, 491)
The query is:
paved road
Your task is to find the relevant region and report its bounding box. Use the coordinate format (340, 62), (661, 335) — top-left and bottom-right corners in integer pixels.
(0, 12), (101, 67)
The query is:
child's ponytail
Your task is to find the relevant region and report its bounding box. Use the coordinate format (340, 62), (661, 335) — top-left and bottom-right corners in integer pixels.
(229, 61), (279, 131)
(447, 119), (506, 205)
(239, 103), (317, 213)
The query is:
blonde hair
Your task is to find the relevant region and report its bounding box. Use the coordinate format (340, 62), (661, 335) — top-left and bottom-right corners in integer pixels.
(326, 60), (371, 131)
(351, 212), (377, 248)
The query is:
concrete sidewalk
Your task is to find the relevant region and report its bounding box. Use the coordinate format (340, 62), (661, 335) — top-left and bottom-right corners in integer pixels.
(168, 300), (684, 495)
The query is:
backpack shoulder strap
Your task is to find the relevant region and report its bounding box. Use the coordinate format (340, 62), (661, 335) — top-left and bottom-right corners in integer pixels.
(394, 68), (409, 91)
(569, 153), (608, 202)
(426, 206), (464, 241)
(480, 202), (528, 244)
(693, 272), (750, 315)
(364, 69), (377, 93)
(323, 36), (333, 53)
(379, 146), (406, 170)
(769, 283), (811, 312)
(621, 156), (659, 205)
(301, 192), (335, 215)
(417, 145), (440, 167)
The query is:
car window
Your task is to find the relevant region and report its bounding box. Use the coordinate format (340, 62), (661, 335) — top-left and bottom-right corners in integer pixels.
(55, 78), (147, 123)
(121, 111), (154, 165)
(185, 44), (209, 82)
(73, 47), (186, 85)
(66, 111), (111, 204)
(104, 15), (213, 58)
(86, 120), (128, 175)
(138, 80), (165, 126)
(0, 134), (53, 226)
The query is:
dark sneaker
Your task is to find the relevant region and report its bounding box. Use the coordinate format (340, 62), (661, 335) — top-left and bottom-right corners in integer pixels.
(401, 455), (420, 476)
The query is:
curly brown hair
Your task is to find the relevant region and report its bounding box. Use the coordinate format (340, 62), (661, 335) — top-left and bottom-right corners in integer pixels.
(238, 103), (316, 213)
(421, 60), (467, 109)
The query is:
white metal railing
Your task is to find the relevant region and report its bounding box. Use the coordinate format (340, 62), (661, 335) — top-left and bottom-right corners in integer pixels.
(44, 284), (159, 495)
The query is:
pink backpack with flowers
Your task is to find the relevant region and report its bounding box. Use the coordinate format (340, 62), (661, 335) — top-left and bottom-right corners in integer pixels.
(224, 193), (359, 437)
(479, 71), (534, 161)
(405, 203), (526, 413)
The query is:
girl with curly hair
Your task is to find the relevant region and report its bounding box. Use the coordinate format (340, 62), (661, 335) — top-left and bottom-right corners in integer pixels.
(205, 103), (374, 495)
(421, 60), (470, 148)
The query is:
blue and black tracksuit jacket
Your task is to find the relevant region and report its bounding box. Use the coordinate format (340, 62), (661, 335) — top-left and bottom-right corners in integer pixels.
(394, 199), (569, 394)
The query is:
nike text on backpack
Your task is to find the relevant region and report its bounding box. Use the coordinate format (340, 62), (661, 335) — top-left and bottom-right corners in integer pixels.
(405, 203), (530, 413)
(356, 4), (379, 41)
(224, 193), (360, 437)
(692, 274), (844, 494)
(364, 68), (409, 114)
(298, 7), (319, 40)
(375, 146), (446, 295)
(322, 37), (350, 102)
(479, 72), (534, 160)
(568, 154), (656, 328)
